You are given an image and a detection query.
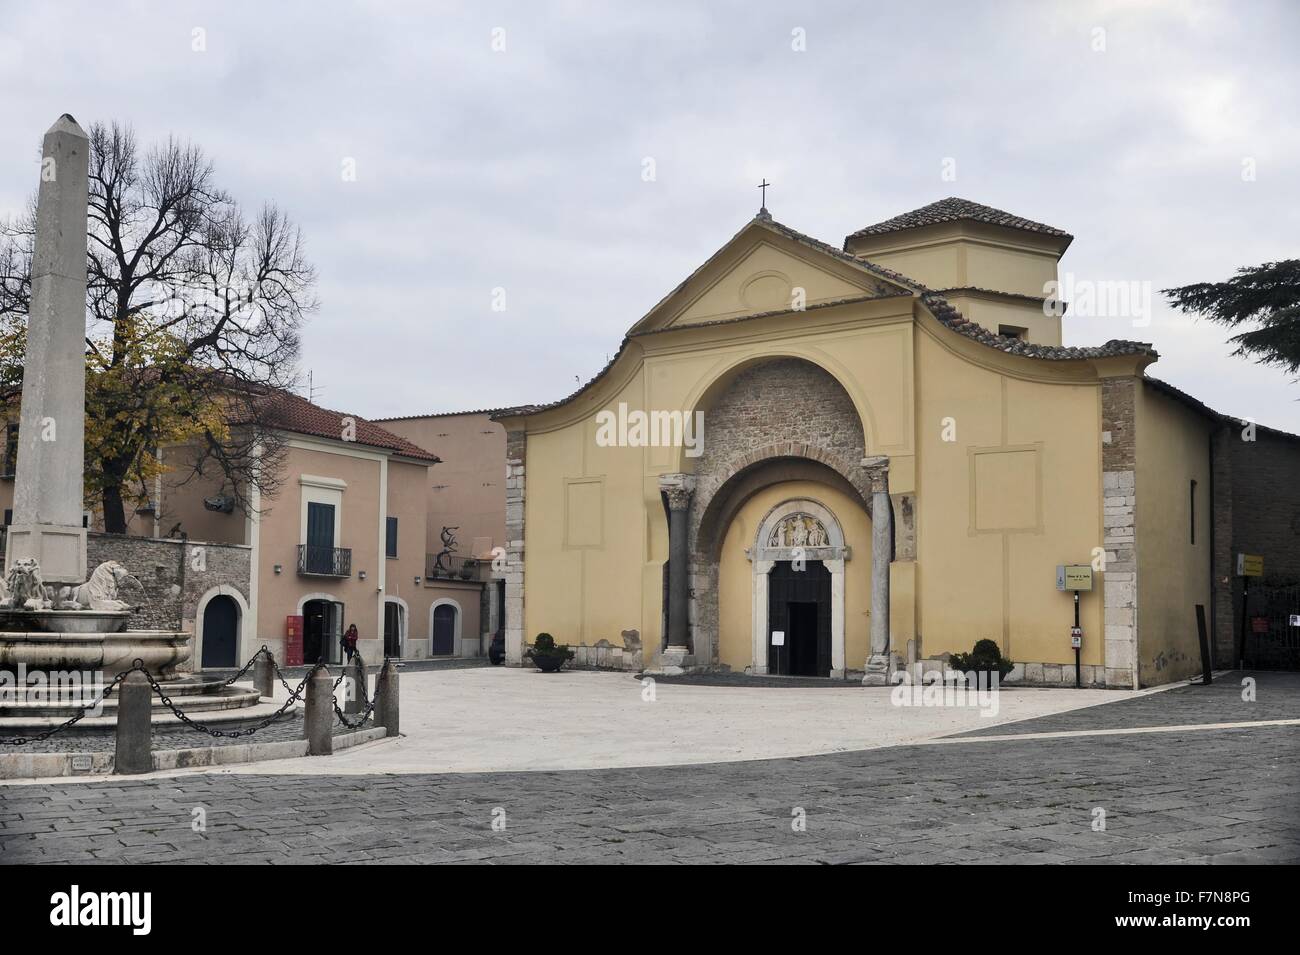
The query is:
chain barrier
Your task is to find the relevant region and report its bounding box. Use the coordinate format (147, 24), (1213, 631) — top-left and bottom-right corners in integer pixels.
(0, 669), (132, 746)
(3, 649), (390, 747)
(219, 646), (269, 687)
(332, 651), (377, 729)
(140, 663), (320, 739)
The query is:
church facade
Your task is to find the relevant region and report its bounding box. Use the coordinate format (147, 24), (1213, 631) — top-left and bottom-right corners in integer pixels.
(495, 198), (1239, 688)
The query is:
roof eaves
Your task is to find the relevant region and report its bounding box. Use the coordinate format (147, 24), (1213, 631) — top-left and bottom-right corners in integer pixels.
(921, 291), (1155, 361)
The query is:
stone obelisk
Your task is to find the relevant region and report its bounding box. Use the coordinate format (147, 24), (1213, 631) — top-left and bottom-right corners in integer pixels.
(5, 115), (89, 584)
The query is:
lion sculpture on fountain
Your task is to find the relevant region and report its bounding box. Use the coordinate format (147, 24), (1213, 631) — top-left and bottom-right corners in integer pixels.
(0, 557), (51, 610)
(58, 561), (146, 612)
(0, 558), (144, 612)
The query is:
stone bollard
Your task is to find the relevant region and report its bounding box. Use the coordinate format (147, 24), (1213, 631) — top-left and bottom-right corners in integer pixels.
(253, 649), (275, 700)
(376, 658), (399, 737)
(304, 665), (334, 756)
(344, 655), (366, 715)
(114, 670), (153, 775)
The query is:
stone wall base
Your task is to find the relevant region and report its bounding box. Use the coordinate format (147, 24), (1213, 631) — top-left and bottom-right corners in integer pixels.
(572, 641), (642, 671)
(900, 657), (1116, 689)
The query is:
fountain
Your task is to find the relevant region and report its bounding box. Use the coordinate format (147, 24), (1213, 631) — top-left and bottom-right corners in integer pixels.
(0, 116), (257, 725)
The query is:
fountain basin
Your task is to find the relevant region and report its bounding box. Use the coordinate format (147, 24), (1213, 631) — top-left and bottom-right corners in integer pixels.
(0, 609), (131, 634)
(0, 629), (192, 679)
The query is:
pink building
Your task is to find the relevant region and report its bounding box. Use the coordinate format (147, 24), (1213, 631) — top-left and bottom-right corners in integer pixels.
(0, 390), (497, 671)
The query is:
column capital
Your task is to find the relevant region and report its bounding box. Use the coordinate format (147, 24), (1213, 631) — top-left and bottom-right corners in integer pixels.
(659, 472), (696, 511)
(862, 455), (890, 494)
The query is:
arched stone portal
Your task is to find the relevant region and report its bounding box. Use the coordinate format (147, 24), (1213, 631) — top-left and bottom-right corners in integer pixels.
(661, 357), (879, 670)
(749, 497), (851, 677)
(655, 357), (899, 680)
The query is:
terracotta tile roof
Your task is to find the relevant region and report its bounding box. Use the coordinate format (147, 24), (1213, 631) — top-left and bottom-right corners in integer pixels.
(497, 210), (1151, 420)
(375, 406), (528, 422)
(255, 389), (441, 462)
(847, 197), (1072, 242)
(921, 291), (1155, 360)
(763, 215), (1148, 359)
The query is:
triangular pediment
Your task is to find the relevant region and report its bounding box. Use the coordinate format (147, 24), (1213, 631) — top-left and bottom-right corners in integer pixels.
(628, 215), (916, 336)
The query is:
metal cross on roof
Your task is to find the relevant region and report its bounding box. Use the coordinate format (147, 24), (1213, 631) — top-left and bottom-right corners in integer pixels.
(758, 178), (770, 212)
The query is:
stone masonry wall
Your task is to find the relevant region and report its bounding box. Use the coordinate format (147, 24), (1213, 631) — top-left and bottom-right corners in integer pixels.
(1100, 377), (1138, 688)
(1214, 423), (1300, 665)
(1211, 424), (1235, 665)
(503, 428), (527, 665)
(86, 533), (251, 638)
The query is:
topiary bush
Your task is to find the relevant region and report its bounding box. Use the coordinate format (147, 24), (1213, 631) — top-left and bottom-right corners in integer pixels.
(527, 632), (575, 672)
(947, 638), (1015, 680)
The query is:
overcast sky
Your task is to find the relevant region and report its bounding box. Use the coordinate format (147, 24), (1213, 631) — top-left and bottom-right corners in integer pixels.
(2, 0), (1297, 430)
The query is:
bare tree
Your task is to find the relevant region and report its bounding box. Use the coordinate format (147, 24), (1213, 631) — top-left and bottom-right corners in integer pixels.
(0, 121), (317, 532)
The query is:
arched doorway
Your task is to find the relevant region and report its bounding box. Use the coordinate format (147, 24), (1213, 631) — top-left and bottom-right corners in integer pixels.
(383, 599), (405, 657)
(200, 595), (239, 668)
(430, 601), (459, 655)
(715, 486), (868, 678)
(302, 598), (343, 665)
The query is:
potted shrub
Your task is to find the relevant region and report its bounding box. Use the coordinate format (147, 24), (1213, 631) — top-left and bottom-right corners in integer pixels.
(527, 632), (574, 673)
(947, 638), (1015, 682)
(459, 558), (476, 580)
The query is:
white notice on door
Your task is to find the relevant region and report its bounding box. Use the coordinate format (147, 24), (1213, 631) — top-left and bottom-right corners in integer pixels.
(771, 630), (785, 646)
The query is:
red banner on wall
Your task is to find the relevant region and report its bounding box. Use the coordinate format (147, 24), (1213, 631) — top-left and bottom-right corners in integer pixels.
(285, 614), (304, 667)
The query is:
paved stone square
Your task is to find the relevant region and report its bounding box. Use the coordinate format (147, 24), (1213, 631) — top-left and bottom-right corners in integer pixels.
(1, 670), (1296, 864)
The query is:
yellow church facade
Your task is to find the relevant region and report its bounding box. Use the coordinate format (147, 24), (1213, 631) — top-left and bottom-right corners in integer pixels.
(496, 199), (1215, 688)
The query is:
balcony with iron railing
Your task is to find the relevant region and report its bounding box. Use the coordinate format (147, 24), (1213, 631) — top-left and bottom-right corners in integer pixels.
(424, 553), (482, 582)
(297, 544), (352, 577)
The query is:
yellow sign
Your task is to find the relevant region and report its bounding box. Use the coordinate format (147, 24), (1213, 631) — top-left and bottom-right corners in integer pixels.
(1057, 564), (1093, 591)
(1236, 553), (1264, 577)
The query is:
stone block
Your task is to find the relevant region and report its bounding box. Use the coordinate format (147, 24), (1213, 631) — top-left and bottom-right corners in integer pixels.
(1105, 637), (1134, 669)
(1105, 666), (1134, 688)
(1104, 607), (1134, 626)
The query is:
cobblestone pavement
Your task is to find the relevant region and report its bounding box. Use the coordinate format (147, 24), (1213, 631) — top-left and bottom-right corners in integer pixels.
(3, 673), (1297, 864)
(949, 671), (1300, 737)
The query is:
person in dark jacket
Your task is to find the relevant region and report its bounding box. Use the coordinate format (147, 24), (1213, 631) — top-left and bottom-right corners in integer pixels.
(341, 624), (359, 662)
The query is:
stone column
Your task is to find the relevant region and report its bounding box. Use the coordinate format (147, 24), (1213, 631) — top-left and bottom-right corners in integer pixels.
(1101, 376), (1139, 689)
(750, 557), (774, 675)
(503, 428), (527, 665)
(657, 473), (695, 674)
(826, 557), (846, 679)
(5, 115), (90, 584)
(862, 457), (892, 685)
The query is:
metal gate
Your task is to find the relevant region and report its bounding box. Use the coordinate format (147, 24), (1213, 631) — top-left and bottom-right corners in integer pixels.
(1245, 583), (1300, 670)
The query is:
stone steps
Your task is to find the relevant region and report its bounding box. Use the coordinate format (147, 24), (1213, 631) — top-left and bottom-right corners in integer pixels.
(0, 684), (264, 718)
(0, 696), (301, 732)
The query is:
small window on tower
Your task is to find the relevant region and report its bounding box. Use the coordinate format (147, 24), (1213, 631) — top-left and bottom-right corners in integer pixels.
(998, 325), (1028, 341)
